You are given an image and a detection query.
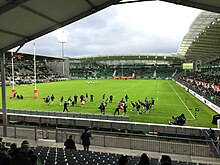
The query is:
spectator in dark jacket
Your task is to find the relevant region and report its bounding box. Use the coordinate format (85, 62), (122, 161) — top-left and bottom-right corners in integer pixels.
(0, 142), (11, 165)
(139, 153), (149, 165)
(64, 135), (76, 150)
(9, 144), (32, 165)
(160, 155), (172, 165)
(7, 143), (19, 157)
(81, 128), (91, 151)
(118, 155), (128, 165)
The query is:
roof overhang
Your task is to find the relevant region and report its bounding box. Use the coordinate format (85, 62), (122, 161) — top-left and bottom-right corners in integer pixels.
(178, 11), (220, 63)
(0, 0), (122, 53)
(70, 53), (184, 64)
(1, 0), (220, 56)
(161, 0), (220, 13)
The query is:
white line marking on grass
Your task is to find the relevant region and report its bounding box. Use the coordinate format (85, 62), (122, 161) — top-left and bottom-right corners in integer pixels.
(168, 82), (195, 120)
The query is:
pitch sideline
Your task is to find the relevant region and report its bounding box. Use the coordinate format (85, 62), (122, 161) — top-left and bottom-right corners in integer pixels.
(168, 81), (195, 120)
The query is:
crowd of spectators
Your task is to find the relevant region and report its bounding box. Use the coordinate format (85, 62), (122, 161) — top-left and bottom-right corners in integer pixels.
(118, 154), (172, 165)
(176, 70), (220, 107)
(4, 63), (64, 86)
(0, 139), (38, 165)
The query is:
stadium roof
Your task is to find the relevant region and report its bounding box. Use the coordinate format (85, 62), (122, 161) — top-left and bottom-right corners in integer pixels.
(0, 0), (121, 54)
(5, 51), (64, 62)
(1, 0), (220, 55)
(178, 11), (220, 63)
(71, 53), (183, 64)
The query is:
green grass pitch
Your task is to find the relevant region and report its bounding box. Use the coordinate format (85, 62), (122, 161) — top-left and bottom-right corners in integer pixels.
(0, 79), (217, 128)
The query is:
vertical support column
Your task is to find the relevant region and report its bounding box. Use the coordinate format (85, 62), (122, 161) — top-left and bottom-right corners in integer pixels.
(35, 126), (37, 141)
(1, 52), (7, 137)
(14, 126), (16, 138)
(55, 127), (58, 142)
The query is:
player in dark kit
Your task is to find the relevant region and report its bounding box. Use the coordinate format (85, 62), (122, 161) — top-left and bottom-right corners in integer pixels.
(51, 95), (55, 105)
(90, 94), (94, 102)
(109, 95), (113, 103)
(151, 98), (155, 110)
(136, 102), (141, 116)
(99, 102), (106, 115)
(114, 106), (120, 115)
(80, 95), (84, 102)
(123, 103), (128, 116)
(74, 95), (78, 104)
(63, 101), (68, 112)
(60, 96), (64, 106)
(131, 101), (136, 110)
(125, 94), (129, 102)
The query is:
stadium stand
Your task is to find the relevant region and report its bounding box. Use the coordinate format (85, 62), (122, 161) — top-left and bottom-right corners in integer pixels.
(69, 56), (181, 79)
(1, 2), (220, 165)
(176, 72), (220, 107)
(3, 52), (65, 85)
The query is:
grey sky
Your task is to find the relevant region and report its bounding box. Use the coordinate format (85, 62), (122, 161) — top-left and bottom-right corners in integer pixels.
(18, 1), (201, 57)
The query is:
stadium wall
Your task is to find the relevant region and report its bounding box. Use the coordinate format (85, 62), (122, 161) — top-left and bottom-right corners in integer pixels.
(174, 80), (220, 114)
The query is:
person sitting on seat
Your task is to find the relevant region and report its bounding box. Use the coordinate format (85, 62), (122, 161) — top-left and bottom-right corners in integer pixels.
(64, 135), (76, 150)
(118, 155), (128, 165)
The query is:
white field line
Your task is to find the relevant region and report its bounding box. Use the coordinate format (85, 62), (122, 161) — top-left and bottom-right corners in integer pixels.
(168, 82), (195, 120)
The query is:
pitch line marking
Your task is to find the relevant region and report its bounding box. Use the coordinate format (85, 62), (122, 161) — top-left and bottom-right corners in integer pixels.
(168, 82), (195, 120)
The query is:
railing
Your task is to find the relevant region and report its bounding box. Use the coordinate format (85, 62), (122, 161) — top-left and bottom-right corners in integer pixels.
(1, 111), (220, 138)
(0, 124), (218, 158)
(5, 109), (130, 121)
(204, 130), (220, 158)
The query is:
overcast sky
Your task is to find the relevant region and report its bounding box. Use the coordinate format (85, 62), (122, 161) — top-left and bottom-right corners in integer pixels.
(17, 1), (201, 57)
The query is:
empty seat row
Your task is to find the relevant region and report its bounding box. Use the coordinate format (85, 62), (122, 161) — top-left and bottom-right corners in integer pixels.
(32, 146), (210, 165)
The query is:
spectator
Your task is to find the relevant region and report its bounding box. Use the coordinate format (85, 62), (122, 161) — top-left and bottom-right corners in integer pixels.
(64, 135), (76, 150)
(0, 142), (11, 165)
(7, 143), (19, 157)
(160, 155), (171, 165)
(19, 140), (37, 165)
(9, 144), (32, 165)
(139, 153), (149, 165)
(118, 155), (128, 165)
(81, 128), (91, 151)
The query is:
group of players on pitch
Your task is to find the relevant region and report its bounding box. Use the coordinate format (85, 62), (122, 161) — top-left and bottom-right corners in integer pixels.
(99, 94), (155, 116)
(44, 93), (155, 115)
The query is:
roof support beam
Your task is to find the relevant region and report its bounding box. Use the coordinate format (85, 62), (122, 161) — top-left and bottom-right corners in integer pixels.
(116, 0), (155, 5)
(1, 0), (122, 53)
(0, 0), (30, 15)
(20, 5), (60, 24)
(84, 0), (97, 11)
(0, 28), (26, 38)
